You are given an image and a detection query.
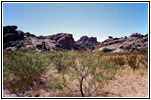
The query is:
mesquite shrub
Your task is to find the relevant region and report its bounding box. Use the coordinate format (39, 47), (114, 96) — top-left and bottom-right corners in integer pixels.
(3, 50), (49, 95)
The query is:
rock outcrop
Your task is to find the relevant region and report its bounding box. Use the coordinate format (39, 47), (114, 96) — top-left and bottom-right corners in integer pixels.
(75, 36), (99, 50)
(98, 33), (148, 53)
(3, 26), (75, 51)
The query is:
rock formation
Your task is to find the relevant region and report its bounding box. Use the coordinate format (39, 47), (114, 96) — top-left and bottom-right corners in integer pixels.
(3, 25), (148, 53)
(98, 33), (148, 53)
(75, 36), (99, 50)
(3, 26), (75, 51)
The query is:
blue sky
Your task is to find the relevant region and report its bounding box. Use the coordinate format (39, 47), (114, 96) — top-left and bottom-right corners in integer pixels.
(3, 3), (148, 41)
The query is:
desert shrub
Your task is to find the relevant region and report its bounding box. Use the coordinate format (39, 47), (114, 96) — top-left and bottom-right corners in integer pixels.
(102, 48), (113, 53)
(126, 54), (139, 71)
(3, 50), (49, 95)
(68, 51), (117, 97)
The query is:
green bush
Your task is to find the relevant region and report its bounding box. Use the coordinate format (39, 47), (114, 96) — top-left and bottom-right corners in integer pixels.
(3, 50), (49, 95)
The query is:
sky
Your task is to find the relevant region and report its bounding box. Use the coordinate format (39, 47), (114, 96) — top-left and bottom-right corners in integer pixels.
(3, 3), (148, 42)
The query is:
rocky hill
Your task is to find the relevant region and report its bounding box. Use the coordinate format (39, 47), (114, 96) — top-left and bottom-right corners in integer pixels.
(98, 33), (148, 53)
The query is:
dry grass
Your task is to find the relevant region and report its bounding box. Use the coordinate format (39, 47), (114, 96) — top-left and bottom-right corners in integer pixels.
(101, 65), (148, 97)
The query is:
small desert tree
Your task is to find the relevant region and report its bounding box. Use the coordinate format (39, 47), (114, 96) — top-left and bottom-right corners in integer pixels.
(68, 51), (117, 97)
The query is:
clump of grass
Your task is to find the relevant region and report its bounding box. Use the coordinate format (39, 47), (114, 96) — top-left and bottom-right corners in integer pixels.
(3, 49), (49, 95)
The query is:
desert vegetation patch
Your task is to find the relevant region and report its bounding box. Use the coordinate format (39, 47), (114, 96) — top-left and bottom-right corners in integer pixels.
(3, 49), (148, 97)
